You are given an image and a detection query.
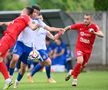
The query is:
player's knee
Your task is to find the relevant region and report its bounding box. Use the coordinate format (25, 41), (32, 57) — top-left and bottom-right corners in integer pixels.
(12, 54), (19, 63)
(45, 60), (51, 66)
(20, 67), (26, 74)
(77, 56), (83, 64)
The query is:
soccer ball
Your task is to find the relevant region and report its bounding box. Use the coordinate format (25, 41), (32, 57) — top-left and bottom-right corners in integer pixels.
(28, 49), (40, 62)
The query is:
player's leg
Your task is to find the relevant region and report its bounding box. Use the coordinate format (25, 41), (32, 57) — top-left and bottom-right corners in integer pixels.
(38, 50), (56, 83)
(3, 51), (12, 71)
(27, 61), (44, 83)
(14, 62), (26, 88)
(65, 50), (84, 86)
(9, 54), (20, 78)
(45, 65), (56, 83)
(0, 36), (14, 89)
(9, 41), (23, 78)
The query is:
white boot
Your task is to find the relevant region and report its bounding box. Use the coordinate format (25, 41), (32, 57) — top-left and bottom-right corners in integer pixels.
(14, 80), (19, 88)
(72, 79), (77, 86)
(3, 78), (13, 90)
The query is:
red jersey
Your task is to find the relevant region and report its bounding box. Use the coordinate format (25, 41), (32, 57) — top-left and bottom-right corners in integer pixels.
(70, 23), (100, 53)
(4, 15), (30, 40)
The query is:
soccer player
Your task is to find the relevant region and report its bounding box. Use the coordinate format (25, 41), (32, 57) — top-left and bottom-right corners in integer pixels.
(7, 5), (64, 88)
(64, 14), (104, 86)
(0, 7), (39, 90)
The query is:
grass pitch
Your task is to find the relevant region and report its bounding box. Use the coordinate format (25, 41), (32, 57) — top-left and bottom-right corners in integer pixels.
(0, 71), (108, 90)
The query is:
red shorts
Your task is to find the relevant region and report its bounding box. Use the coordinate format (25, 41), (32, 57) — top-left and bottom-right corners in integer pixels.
(75, 49), (91, 67)
(0, 34), (15, 58)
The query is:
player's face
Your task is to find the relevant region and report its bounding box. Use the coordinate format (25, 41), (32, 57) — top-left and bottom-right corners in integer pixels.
(84, 15), (92, 26)
(33, 9), (40, 18)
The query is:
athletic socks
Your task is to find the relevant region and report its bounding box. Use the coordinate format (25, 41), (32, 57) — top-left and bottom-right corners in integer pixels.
(17, 73), (23, 81)
(31, 63), (43, 76)
(45, 66), (51, 79)
(71, 63), (82, 79)
(9, 68), (15, 76)
(0, 62), (9, 80)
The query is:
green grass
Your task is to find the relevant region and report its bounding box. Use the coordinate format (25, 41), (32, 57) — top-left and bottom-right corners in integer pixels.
(0, 71), (108, 90)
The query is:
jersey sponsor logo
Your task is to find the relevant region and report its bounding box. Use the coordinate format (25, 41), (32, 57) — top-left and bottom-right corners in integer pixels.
(80, 37), (90, 44)
(80, 32), (91, 37)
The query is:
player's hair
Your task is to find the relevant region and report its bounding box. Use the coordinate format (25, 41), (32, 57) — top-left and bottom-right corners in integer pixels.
(46, 37), (50, 41)
(32, 5), (41, 11)
(84, 13), (92, 17)
(57, 37), (62, 42)
(25, 7), (34, 15)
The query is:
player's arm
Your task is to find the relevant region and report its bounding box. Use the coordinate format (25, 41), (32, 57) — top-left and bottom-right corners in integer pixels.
(57, 49), (65, 57)
(64, 24), (81, 31)
(64, 26), (71, 31)
(53, 48), (64, 58)
(0, 21), (12, 26)
(28, 20), (40, 30)
(90, 29), (104, 38)
(47, 31), (64, 40)
(44, 25), (65, 32)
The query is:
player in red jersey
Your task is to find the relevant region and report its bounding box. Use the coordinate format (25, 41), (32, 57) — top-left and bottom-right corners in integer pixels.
(64, 14), (104, 86)
(0, 7), (40, 90)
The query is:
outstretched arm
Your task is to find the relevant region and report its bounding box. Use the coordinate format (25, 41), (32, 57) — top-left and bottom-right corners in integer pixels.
(0, 21), (12, 26)
(47, 31), (64, 40)
(44, 25), (65, 32)
(64, 26), (71, 31)
(28, 21), (41, 30)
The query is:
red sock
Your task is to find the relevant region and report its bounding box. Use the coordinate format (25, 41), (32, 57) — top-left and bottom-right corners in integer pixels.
(71, 63), (82, 79)
(0, 62), (9, 80)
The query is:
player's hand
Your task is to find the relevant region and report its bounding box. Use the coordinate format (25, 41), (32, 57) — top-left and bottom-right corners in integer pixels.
(60, 28), (65, 32)
(89, 28), (95, 34)
(0, 22), (4, 26)
(53, 54), (57, 58)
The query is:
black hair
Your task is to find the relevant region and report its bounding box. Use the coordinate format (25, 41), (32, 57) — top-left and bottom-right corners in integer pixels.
(32, 5), (40, 11)
(25, 7), (34, 15)
(46, 37), (50, 41)
(57, 37), (62, 42)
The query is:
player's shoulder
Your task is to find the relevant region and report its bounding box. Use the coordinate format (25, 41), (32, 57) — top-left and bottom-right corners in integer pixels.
(90, 23), (99, 28)
(90, 23), (98, 27)
(75, 23), (83, 26)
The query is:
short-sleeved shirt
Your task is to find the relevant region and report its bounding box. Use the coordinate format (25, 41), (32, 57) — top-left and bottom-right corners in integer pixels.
(4, 15), (30, 40)
(70, 23), (100, 53)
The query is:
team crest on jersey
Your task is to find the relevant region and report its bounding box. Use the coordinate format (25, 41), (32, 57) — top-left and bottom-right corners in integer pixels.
(32, 21), (36, 24)
(89, 28), (94, 32)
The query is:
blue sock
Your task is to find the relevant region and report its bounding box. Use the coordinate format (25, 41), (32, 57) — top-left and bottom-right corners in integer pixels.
(45, 66), (51, 78)
(6, 64), (9, 71)
(17, 73), (23, 81)
(9, 68), (15, 76)
(31, 63), (43, 76)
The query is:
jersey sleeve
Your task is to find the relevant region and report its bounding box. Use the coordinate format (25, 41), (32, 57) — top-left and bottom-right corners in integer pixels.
(70, 23), (81, 30)
(94, 24), (100, 32)
(39, 20), (47, 28)
(22, 15), (30, 24)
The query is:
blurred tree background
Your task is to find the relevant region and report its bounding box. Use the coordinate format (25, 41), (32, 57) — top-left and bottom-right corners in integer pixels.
(0, 0), (107, 11)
